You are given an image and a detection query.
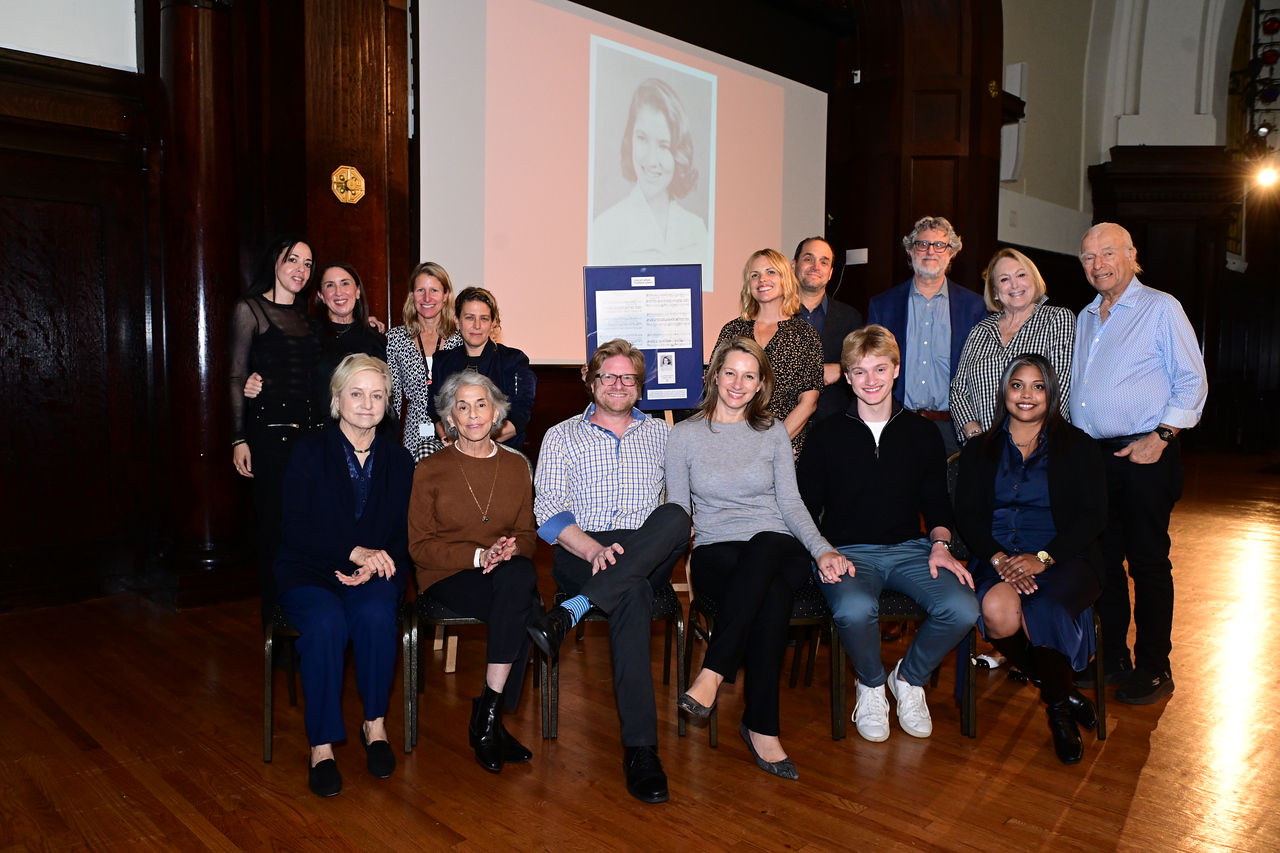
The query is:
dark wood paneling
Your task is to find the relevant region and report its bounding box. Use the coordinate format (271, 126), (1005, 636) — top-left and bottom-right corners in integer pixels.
(385, 0), (411, 326)
(305, 0), (391, 317)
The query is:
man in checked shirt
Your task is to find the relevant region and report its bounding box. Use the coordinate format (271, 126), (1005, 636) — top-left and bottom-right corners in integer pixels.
(528, 339), (690, 804)
(1072, 222), (1207, 705)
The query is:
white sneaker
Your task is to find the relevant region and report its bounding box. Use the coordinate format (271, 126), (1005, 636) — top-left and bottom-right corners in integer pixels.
(887, 660), (933, 738)
(853, 682), (890, 742)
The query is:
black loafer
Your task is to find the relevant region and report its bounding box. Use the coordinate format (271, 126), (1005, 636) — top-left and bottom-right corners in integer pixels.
(359, 727), (396, 779)
(527, 606), (576, 659)
(308, 758), (343, 797)
(623, 745), (669, 803)
(739, 725), (799, 780)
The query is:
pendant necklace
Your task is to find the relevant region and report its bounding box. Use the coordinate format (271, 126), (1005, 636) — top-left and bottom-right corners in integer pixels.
(456, 443), (500, 523)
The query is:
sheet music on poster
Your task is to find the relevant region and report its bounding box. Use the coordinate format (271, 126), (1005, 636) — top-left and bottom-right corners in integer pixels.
(584, 264), (703, 411)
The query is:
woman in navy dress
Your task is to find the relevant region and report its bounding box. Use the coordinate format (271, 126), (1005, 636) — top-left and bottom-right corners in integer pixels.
(954, 354), (1106, 764)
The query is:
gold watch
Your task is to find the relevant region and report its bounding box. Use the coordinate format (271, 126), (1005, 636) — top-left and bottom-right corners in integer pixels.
(1036, 550), (1054, 567)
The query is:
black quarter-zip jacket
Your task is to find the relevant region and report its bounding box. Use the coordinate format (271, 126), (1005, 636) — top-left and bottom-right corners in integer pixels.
(796, 399), (954, 547)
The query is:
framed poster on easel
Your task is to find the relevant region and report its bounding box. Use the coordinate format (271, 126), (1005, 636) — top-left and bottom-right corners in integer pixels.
(583, 264), (704, 412)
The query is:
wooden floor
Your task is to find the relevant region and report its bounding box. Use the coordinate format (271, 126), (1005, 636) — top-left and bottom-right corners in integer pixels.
(2, 449), (1278, 852)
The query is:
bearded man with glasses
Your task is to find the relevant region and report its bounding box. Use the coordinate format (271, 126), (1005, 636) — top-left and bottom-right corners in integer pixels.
(529, 338), (691, 804)
(868, 215), (989, 457)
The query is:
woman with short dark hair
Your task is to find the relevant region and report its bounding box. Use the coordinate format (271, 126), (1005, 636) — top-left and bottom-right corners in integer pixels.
(954, 354), (1106, 764)
(431, 287), (537, 449)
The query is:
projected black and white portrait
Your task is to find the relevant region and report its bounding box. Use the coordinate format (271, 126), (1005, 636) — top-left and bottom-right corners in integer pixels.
(588, 38), (716, 289)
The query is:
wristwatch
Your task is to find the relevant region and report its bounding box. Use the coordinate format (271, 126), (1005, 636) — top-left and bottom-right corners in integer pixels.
(1154, 426), (1175, 442)
(931, 539), (952, 552)
(1036, 550), (1054, 567)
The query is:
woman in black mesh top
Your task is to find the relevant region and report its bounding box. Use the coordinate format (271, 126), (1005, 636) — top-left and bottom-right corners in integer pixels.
(229, 235), (321, 625)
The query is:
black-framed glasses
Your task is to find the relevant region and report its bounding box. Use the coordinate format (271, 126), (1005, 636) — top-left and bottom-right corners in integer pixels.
(912, 240), (952, 253)
(596, 373), (640, 386)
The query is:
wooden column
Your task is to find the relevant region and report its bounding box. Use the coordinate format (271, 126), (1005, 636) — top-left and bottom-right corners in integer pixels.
(829, 0), (1004, 313)
(156, 0), (251, 600)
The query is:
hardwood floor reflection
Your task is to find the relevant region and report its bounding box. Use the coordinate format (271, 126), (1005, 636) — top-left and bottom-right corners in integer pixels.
(1, 449), (1278, 851)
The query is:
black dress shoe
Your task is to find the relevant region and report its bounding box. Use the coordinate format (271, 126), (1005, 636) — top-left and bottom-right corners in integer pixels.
(501, 725), (533, 764)
(739, 725), (799, 781)
(1066, 689), (1098, 730)
(527, 606), (576, 659)
(308, 758), (343, 797)
(1046, 700), (1083, 765)
(469, 687), (505, 773)
(623, 745), (669, 803)
(1115, 668), (1174, 705)
(359, 726), (396, 778)
(1074, 659), (1132, 689)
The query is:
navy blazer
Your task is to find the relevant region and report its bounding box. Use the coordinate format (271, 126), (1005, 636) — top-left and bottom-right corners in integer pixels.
(433, 340), (537, 449)
(273, 426), (415, 597)
(867, 277), (988, 382)
(812, 297), (865, 424)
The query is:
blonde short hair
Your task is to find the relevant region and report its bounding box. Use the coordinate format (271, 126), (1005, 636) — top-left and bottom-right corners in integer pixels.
(329, 353), (392, 420)
(981, 248), (1047, 313)
(840, 324), (900, 371)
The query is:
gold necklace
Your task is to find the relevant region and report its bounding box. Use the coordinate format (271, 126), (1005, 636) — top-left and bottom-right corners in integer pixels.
(455, 443), (500, 523)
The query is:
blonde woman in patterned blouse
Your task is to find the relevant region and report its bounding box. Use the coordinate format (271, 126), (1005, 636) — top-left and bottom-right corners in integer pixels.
(714, 249), (823, 455)
(950, 248), (1075, 444)
(386, 262), (463, 460)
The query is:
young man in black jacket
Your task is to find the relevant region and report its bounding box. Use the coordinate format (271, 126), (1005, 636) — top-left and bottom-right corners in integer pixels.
(797, 325), (978, 743)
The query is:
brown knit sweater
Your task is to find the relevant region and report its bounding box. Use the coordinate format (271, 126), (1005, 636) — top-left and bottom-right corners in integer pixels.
(408, 443), (537, 591)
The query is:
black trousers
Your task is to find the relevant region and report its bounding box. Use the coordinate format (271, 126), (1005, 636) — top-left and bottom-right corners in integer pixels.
(425, 556), (540, 712)
(691, 532), (812, 737)
(249, 422), (305, 627)
(1097, 439), (1184, 673)
(551, 503), (690, 748)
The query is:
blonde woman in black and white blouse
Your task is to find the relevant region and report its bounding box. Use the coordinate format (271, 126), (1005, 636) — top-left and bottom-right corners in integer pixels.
(386, 262), (463, 460)
(950, 248), (1075, 443)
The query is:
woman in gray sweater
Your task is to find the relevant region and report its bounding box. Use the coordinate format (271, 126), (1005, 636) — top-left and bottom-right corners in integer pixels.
(668, 337), (851, 780)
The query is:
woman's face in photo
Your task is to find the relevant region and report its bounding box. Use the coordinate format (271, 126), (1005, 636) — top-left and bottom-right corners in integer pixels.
(318, 267), (361, 323)
(274, 243), (313, 298)
(1005, 364), (1048, 424)
(631, 105), (675, 202)
(412, 274), (445, 322)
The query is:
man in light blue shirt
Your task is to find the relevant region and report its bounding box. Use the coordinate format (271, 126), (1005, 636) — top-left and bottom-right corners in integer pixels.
(868, 216), (988, 457)
(1071, 222), (1207, 705)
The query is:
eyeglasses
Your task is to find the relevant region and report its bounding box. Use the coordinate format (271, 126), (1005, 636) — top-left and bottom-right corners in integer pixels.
(912, 240), (952, 254)
(595, 373), (640, 386)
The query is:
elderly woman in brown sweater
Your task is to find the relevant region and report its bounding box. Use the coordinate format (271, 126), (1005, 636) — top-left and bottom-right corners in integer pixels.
(408, 369), (541, 773)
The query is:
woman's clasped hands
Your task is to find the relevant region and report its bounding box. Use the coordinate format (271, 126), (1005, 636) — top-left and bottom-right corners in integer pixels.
(339, 546), (398, 585)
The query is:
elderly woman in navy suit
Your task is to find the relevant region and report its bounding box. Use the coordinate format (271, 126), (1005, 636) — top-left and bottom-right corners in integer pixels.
(275, 353), (415, 797)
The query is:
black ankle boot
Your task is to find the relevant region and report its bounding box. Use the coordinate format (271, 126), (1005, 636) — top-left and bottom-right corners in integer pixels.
(469, 686), (504, 773)
(1046, 700), (1083, 764)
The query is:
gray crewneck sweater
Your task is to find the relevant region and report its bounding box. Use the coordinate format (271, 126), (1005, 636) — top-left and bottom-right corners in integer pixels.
(665, 418), (831, 559)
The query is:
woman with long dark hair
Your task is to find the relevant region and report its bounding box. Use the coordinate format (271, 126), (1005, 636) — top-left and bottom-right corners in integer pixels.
(229, 235), (320, 624)
(667, 337), (849, 780)
(954, 354), (1107, 764)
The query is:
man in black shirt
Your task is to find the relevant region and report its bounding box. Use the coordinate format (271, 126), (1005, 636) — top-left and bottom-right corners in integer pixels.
(797, 325), (978, 743)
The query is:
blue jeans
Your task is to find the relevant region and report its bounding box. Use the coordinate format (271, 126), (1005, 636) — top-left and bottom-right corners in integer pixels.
(817, 539), (979, 687)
